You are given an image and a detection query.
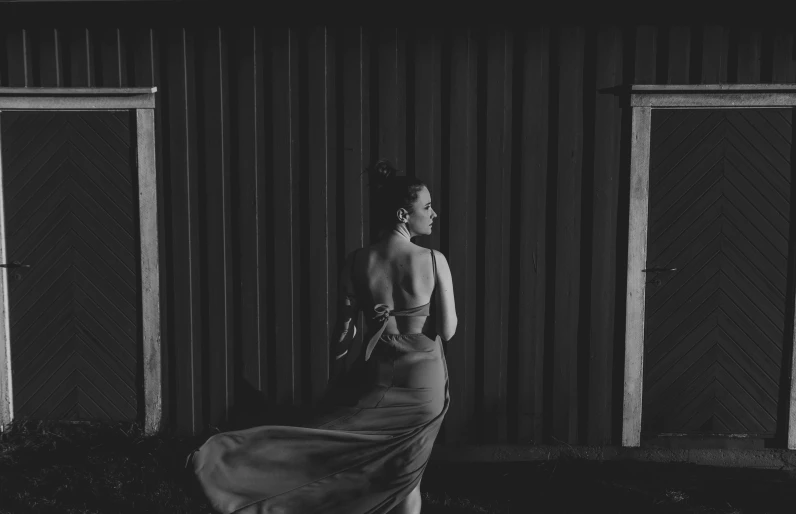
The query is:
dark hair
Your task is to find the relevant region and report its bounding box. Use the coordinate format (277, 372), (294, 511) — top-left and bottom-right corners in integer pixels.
(367, 159), (427, 234)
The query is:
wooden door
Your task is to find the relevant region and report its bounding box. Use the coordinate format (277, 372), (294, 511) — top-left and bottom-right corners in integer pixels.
(642, 109), (792, 437)
(1, 111), (140, 422)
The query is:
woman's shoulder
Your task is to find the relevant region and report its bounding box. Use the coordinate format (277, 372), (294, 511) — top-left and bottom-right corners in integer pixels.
(406, 245), (450, 278)
(344, 242), (447, 264)
(398, 243), (449, 262)
(413, 244), (448, 262)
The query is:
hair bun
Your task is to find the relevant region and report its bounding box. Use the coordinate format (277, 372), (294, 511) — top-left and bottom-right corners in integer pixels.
(369, 159), (400, 187)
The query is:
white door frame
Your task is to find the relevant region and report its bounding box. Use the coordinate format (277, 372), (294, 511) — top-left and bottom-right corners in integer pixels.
(622, 84), (796, 449)
(0, 88), (161, 435)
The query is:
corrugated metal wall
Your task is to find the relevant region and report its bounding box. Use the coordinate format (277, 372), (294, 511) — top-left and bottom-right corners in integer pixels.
(1, 24), (795, 445)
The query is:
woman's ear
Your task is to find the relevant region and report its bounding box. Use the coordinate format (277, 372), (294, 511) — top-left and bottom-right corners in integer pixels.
(396, 208), (409, 223)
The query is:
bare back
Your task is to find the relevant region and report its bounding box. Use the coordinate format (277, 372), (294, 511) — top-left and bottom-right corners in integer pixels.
(352, 240), (436, 336)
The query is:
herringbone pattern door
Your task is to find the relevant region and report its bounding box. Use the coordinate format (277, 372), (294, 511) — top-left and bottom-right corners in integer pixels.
(642, 109), (792, 436)
(2, 111), (139, 422)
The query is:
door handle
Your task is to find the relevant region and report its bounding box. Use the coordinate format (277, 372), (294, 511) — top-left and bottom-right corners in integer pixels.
(0, 261), (30, 269)
(642, 267), (676, 273)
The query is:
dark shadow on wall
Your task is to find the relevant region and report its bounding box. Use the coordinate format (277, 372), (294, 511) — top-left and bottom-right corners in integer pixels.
(610, 27), (637, 446)
(541, 26), (560, 445)
(220, 376), (313, 434)
(505, 28), (525, 446)
(577, 24), (598, 446)
(774, 107), (796, 448)
(473, 27), (488, 445)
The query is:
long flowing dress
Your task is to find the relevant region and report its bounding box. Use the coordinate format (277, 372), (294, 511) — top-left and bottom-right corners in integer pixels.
(190, 250), (449, 514)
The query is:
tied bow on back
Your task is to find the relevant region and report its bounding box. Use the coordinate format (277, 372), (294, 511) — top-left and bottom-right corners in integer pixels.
(364, 302), (431, 361)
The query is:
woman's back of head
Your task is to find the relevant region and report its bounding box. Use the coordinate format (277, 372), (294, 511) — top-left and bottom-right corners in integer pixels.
(367, 159), (428, 239)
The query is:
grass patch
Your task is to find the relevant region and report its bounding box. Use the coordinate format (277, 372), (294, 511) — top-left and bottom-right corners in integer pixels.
(420, 458), (796, 513)
(0, 420), (210, 514)
(1, 421), (795, 513)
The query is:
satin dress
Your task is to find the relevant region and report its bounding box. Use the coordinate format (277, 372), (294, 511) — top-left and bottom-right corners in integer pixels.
(190, 250), (449, 513)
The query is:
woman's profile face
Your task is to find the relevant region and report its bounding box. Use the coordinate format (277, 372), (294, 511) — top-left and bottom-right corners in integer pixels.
(404, 186), (436, 238)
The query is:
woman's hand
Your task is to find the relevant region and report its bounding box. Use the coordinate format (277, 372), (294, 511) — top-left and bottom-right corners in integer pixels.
(333, 324), (356, 360)
(330, 249), (360, 372)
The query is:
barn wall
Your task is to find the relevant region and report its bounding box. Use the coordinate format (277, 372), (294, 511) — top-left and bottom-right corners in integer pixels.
(1, 24), (795, 445)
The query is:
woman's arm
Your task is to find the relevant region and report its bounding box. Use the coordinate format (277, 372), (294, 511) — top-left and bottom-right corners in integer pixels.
(433, 250), (457, 341)
(331, 250), (360, 363)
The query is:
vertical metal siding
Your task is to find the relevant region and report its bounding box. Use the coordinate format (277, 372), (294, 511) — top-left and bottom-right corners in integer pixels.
(1, 24), (793, 445)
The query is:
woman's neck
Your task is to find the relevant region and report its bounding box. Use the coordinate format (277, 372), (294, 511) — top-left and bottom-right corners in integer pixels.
(386, 225), (412, 243)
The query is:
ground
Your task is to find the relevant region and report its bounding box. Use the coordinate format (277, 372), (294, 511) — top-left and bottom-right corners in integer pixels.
(0, 421), (794, 513)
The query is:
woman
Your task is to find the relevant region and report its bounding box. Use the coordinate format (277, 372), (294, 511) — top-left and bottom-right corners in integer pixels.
(190, 160), (457, 514)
